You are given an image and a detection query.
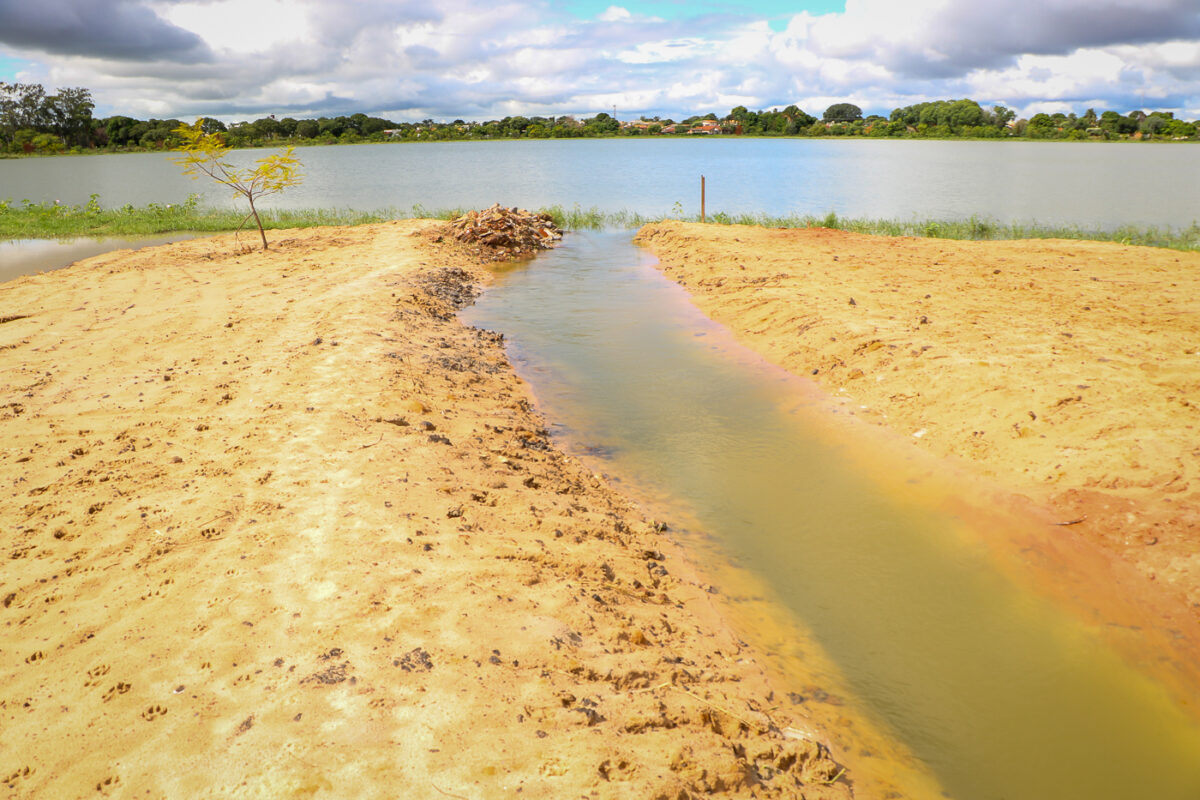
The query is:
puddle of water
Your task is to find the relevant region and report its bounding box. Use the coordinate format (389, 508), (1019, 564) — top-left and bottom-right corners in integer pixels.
(0, 235), (199, 283)
(462, 230), (1200, 800)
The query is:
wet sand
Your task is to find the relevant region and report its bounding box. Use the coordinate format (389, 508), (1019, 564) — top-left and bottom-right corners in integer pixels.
(1, 223), (849, 799)
(635, 221), (1200, 699)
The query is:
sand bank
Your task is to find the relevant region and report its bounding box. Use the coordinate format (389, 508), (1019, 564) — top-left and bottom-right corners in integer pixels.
(636, 221), (1200, 645)
(1, 223), (848, 799)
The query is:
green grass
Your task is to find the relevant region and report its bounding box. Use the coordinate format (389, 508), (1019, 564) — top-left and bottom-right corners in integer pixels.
(713, 211), (1200, 251)
(0, 194), (405, 239)
(5, 195), (1200, 252)
(544, 205), (1200, 251)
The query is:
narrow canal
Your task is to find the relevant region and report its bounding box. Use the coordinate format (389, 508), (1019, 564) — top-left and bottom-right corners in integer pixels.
(461, 231), (1200, 800)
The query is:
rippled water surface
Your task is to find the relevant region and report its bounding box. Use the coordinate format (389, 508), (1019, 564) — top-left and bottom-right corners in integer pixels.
(4, 138), (1200, 229)
(462, 231), (1200, 800)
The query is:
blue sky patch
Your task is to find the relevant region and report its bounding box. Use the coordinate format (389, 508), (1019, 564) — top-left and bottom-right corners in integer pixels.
(0, 55), (33, 82)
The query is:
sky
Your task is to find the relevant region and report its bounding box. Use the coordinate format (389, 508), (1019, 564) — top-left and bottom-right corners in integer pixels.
(0, 0), (1198, 123)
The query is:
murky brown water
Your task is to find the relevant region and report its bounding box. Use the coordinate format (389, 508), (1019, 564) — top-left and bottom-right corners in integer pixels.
(462, 231), (1200, 800)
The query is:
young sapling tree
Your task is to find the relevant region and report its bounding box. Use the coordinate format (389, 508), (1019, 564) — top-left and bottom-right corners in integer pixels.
(171, 119), (303, 250)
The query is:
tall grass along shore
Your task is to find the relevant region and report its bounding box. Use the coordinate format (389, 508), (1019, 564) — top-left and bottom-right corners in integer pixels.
(4, 195), (1199, 252)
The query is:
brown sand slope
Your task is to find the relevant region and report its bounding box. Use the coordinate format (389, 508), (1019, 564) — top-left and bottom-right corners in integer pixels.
(635, 222), (1200, 613)
(1, 223), (848, 799)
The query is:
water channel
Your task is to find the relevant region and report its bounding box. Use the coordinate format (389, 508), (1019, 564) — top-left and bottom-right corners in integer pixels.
(461, 231), (1200, 800)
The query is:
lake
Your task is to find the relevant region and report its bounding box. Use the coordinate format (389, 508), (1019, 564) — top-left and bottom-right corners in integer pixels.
(2, 138), (1199, 230)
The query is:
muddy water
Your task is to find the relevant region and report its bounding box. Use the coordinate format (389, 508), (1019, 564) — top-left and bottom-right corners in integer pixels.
(462, 231), (1200, 800)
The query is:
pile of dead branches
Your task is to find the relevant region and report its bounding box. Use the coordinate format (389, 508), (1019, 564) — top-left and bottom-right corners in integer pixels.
(446, 204), (562, 260)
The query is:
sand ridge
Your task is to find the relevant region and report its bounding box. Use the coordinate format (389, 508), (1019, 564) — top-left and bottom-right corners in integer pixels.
(635, 221), (1200, 621)
(0, 222), (860, 799)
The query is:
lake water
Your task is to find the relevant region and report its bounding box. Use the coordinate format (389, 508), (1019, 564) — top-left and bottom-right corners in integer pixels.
(2, 139), (1199, 230)
(0, 235), (198, 283)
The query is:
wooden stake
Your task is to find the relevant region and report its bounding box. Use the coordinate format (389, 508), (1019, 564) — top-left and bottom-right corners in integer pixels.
(701, 175), (706, 223)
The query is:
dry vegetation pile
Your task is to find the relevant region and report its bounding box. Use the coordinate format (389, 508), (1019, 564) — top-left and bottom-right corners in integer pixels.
(446, 204), (562, 260)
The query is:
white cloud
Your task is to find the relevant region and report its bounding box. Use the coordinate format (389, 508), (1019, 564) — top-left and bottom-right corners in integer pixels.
(597, 6), (631, 23)
(160, 0), (311, 54)
(0, 0), (1198, 122)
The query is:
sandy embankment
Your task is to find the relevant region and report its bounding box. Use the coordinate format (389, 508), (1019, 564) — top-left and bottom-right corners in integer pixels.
(0, 222), (851, 799)
(636, 221), (1200, 630)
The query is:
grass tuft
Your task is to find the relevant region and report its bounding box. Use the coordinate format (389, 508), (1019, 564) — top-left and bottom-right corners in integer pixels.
(5, 195), (1200, 252)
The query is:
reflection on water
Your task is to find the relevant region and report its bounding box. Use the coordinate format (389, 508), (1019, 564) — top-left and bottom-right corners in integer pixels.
(0, 235), (198, 283)
(462, 231), (1200, 800)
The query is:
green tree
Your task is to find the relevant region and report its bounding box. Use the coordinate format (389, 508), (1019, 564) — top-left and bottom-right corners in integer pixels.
(103, 115), (142, 147)
(823, 103), (863, 122)
(1099, 110), (1136, 136)
(360, 117), (389, 136)
(1140, 112), (1173, 136)
(172, 119), (303, 250)
(583, 112), (619, 135)
(1160, 118), (1197, 138)
(1026, 113), (1060, 138)
(251, 117), (282, 140)
(199, 117), (227, 135)
(45, 87), (94, 147)
(1, 82), (48, 145)
(989, 105), (1015, 129)
(295, 119), (320, 138)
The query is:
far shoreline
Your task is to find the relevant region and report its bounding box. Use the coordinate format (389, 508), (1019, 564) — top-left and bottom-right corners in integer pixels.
(1, 132), (1193, 162)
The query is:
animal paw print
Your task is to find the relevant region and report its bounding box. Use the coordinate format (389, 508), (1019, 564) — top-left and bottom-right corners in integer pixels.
(233, 673), (254, 686)
(84, 664), (110, 687)
(141, 704), (168, 721)
(200, 527), (219, 539)
(101, 682), (132, 702)
(3, 765), (34, 784)
(200, 661), (212, 670)
(24, 650), (44, 664)
(95, 774), (121, 794)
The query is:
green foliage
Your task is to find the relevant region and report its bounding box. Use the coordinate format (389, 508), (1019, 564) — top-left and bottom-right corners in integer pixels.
(171, 119), (304, 250)
(823, 103), (863, 123)
(890, 99), (990, 132)
(0, 194), (393, 239)
(1, 82), (95, 150)
(5, 82), (1199, 155)
(6, 195), (1200, 254)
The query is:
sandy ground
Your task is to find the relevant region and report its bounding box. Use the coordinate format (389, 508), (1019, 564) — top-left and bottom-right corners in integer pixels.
(0, 223), (851, 799)
(635, 222), (1200, 659)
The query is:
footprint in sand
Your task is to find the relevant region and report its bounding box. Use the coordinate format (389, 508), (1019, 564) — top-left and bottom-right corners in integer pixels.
(141, 704), (168, 721)
(4, 765), (34, 784)
(101, 682), (132, 702)
(84, 664), (111, 687)
(95, 775), (121, 795)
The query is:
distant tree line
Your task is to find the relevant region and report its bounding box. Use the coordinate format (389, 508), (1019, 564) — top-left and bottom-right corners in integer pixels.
(2, 82), (1197, 156)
